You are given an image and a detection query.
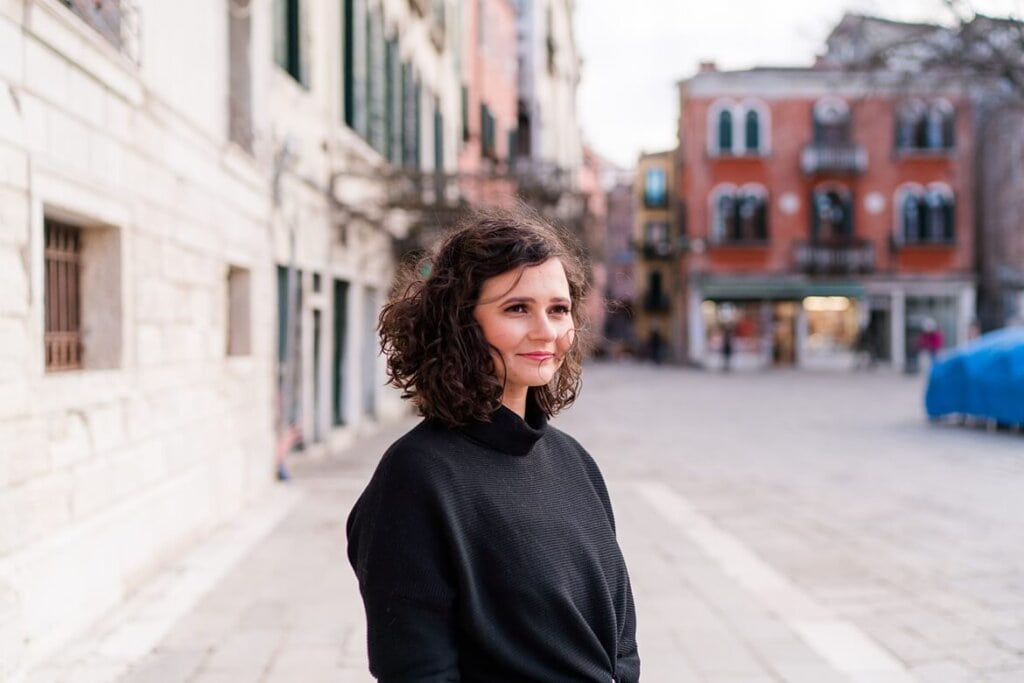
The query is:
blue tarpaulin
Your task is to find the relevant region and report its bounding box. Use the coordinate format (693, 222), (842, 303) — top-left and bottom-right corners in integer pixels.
(925, 327), (1024, 425)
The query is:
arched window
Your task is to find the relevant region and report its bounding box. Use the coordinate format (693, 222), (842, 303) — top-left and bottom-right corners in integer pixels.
(744, 109), (760, 153)
(928, 101), (954, 149)
(813, 97), (850, 146)
(737, 186), (767, 240)
(711, 185), (767, 243)
(901, 192), (924, 243)
(715, 192), (736, 242)
(925, 186), (955, 242)
(717, 109), (733, 154)
(896, 100), (954, 151)
(812, 186), (853, 241)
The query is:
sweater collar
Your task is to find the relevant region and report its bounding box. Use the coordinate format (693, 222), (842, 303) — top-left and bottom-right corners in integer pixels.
(458, 393), (548, 457)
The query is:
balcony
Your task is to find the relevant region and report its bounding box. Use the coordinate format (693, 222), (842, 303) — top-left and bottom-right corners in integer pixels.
(800, 144), (867, 175)
(60, 0), (140, 64)
(794, 239), (875, 275)
(639, 239), (674, 260)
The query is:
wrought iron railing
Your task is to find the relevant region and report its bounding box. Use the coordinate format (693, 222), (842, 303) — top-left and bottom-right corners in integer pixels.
(800, 143), (867, 175)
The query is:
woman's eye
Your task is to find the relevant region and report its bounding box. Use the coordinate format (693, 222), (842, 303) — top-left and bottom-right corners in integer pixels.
(551, 305), (571, 315)
(506, 304), (528, 313)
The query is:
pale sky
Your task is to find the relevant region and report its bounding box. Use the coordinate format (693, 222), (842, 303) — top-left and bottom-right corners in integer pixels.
(576, 0), (1024, 168)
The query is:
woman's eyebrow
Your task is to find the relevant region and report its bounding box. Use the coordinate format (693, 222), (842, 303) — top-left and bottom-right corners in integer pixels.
(499, 296), (570, 305)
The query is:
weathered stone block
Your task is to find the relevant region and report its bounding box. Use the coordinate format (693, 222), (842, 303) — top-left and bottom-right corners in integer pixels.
(24, 39), (69, 107)
(0, 317), (29, 382)
(48, 409), (93, 469)
(48, 108), (90, 172)
(1, 415), (49, 485)
(0, 14), (22, 84)
(0, 245), (28, 317)
(84, 402), (125, 456)
(0, 470), (73, 555)
(18, 93), (48, 154)
(68, 68), (105, 129)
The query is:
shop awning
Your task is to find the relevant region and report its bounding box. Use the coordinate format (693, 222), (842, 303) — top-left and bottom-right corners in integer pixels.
(698, 279), (865, 301)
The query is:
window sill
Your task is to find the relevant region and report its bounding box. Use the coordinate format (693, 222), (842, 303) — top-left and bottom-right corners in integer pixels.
(707, 151), (770, 161)
(710, 240), (771, 248)
(895, 148), (955, 159)
(895, 241), (957, 248)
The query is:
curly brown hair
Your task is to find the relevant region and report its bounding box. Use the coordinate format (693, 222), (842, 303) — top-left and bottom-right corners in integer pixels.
(379, 206), (590, 426)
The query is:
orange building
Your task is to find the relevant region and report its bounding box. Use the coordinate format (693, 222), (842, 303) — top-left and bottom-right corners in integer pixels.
(677, 66), (976, 370)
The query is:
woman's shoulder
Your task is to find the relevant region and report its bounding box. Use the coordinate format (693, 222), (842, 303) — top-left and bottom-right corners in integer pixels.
(374, 419), (466, 481)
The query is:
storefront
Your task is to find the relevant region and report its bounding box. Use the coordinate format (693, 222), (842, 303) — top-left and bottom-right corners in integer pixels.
(690, 278), (865, 370)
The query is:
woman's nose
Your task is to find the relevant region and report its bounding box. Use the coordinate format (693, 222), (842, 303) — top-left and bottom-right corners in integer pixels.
(530, 313), (557, 340)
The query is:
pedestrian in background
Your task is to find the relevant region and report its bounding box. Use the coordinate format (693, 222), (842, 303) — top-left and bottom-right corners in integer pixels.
(722, 325), (735, 372)
(346, 208), (640, 682)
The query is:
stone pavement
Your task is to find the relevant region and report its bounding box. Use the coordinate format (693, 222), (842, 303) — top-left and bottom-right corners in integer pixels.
(19, 363), (1024, 682)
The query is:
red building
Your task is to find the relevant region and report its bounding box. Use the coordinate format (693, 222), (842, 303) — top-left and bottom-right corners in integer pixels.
(677, 66), (976, 370)
(457, 0), (518, 205)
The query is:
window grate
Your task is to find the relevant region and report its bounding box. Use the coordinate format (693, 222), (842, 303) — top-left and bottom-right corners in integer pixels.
(44, 219), (83, 372)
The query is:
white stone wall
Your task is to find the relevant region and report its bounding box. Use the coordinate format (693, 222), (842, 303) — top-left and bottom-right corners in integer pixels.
(516, 0), (582, 176)
(0, 0), (471, 672)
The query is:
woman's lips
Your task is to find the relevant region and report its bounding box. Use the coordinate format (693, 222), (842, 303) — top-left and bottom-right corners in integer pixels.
(519, 352), (554, 361)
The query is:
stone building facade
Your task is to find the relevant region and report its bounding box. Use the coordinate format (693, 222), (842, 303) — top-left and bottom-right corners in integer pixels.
(0, 0), (476, 676)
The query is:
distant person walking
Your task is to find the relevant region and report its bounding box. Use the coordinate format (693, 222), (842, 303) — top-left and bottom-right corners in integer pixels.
(722, 326), (735, 372)
(917, 317), (944, 363)
(648, 326), (665, 365)
(346, 208), (640, 682)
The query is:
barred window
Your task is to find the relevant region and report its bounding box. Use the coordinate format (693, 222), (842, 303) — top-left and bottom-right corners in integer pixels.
(44, 219), (83, 372)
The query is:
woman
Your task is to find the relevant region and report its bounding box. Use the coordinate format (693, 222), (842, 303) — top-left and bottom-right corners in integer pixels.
(346, 208), (640, 682)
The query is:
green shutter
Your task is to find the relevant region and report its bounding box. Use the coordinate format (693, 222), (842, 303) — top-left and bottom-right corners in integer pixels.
(343, 0), (354, 127)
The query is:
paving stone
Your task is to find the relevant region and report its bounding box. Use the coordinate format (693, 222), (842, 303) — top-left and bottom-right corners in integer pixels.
(19, 367), (1024, 681)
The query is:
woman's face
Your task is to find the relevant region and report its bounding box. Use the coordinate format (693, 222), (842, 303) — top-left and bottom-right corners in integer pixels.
(473, 258), (575, 407)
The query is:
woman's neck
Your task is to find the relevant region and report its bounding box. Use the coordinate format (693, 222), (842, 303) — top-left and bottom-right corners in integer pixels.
(501, 388), (528, 418)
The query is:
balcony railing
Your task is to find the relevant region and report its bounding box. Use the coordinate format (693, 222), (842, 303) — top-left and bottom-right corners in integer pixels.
(794, 239), (875, 275)
(800, 144), (867, 175)
(60, 0), (140, 64)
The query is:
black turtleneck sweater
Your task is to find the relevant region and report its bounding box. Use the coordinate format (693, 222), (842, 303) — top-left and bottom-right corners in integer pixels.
(346, 399), (639, 682)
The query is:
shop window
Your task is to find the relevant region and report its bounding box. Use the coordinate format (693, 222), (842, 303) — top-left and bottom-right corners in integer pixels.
(803, 296), (859, 357)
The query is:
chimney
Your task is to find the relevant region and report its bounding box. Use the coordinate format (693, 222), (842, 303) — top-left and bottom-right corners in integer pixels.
(698, 61), (717, 73)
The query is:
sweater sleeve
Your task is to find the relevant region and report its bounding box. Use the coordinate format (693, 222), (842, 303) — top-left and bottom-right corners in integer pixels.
(347, 445), (460, 682)
(615, 578), (640, 682)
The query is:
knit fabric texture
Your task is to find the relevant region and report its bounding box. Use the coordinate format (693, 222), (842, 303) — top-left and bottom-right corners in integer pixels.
(346, 398), (640, 682)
